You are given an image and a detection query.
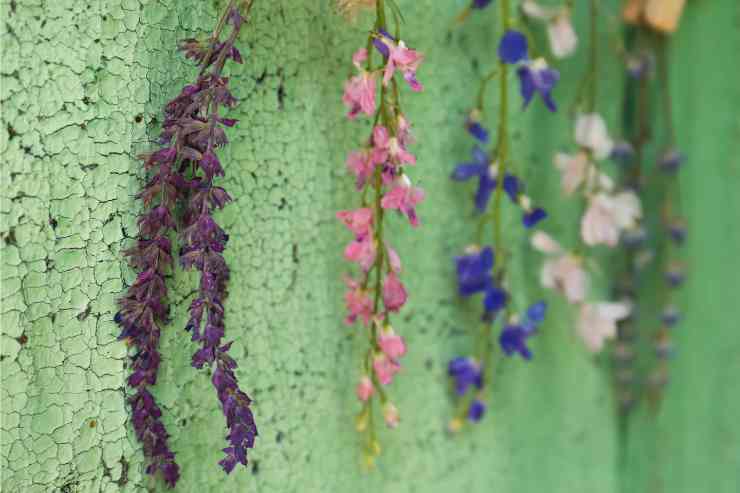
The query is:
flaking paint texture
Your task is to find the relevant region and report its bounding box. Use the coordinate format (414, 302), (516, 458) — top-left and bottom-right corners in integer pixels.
(0, 1), (737, 492)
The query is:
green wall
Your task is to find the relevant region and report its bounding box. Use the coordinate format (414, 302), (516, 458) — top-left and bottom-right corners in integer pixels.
(0, 1), (737, 492)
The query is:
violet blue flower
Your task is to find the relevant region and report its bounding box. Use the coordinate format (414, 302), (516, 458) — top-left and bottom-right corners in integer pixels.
(499, 30), (529, 64)
(448, 357), (483, 395)
(454, 246), (494, 297)
(468, 399), (486, 421)
(516, 58), (560, 112)
(472, 0), (494, 9)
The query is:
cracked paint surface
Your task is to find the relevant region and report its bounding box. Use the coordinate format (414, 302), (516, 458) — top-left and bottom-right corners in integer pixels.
(2, 0), (737, 492)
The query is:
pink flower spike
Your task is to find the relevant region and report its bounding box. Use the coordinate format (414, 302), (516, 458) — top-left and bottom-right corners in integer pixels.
(382, 402), (400, 428)
(373, 353), (401, 385)
(342, 71), (377, 120)
(378, 327), (406, 360)
(343, 277), (373, 326)
(346, 150), (376, 189)
(356, 375), (374, 401)
(337, 207), (373, 236)
(344, 234), (377, 272)
(381, 176), (425, 227)
(382, 271), (408, 312)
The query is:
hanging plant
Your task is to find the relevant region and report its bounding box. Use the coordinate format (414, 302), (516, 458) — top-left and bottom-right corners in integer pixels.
(447, 0), (557, 430)
(115, 0), (258, 486)
(336, 0), (426, 467)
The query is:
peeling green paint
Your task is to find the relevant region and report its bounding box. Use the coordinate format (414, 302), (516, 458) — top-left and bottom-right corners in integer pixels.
(1, 0), (739, 492)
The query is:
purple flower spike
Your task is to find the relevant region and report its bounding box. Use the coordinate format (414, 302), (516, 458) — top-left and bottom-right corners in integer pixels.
(522, 207), (547, 228)
(117, 2), (257, 484)
(516, 59), (560, 112)
(498, 30), (529, 64)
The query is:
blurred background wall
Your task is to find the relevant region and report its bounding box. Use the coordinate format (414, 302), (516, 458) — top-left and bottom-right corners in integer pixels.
(1, 0), (738, 491)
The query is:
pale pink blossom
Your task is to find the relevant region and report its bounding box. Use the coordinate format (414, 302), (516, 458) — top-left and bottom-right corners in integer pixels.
(378, 326), (406, 360)
(343, 277), (373, 325)
(547, 11), (578, 58)
(522, 1), (577, 59)
(378, 38), (424, 91)
(575, 113), (614, 160)
(396, 114), (415, 148)
(346, 149), (376, 189)
(578, 302), (632, 352)
(381, 175), (425, 227)
(382, 402), (400, 428)
(531, 231), (588, 303)
(344, 234), (376, 271)
(553, 151), (589, 196)
(356, 375), (374, 401)
(337, 207), (373, 236)
(581, 192), (642, 247)
(373, 352), (401, 385)
(382, 271), (408, 312)
(371, 125), (416, 166)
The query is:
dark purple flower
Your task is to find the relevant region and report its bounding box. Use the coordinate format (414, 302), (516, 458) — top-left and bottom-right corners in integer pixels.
(468, 399), (486, 421)
(668, 217), (687, 245)
(448, 357), (483, 395)
(372, 29), (394, 58)
(471, 0), (493, 9)
(451, 147), (496, 212)
(658, 148), (685, 173)
(498, 30), (528, 64)
(516, 59), (560, 112)
(610, 140), (635, 163)
(661, 306), (681, 327)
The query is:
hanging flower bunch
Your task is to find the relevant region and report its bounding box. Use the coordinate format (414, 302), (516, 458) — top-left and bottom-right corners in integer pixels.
(337, 0), (425, 467)
(447, 0), (557, 431)
(115, 1), (258, 486)
(531, 0), (637, 355)
(616, 23), (687, 411)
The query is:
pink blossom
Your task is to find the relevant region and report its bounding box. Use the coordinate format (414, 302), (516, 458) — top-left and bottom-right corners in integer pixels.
(344, 234), (376, 271)
(553, 151), (589, 196)
(396, 114), (415, 148)
(346, 150), (376, 189)
(373, 352), (401, 385)
(378, 327), (406, 360)
(382, 271), (408, 312)
(385, 243), (402, 273)
(343, 71), (376, 120)
(547, 11), (578, 59)
(578, 302), (632, 352)
(378, 38), (424, 91)
(382, 402), (400, 428)
(337, 207), (373, 236)
(371, 125), (416, 166)
(381, 175), (425, 227)
(581, 192), (642, 247)
(356, 375), (374, 401)
(574, 113), (614, 160)
(531, 231), (587, 303)
(343, 277), (373, 326)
